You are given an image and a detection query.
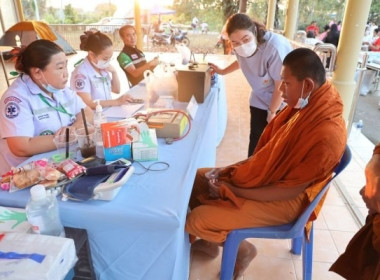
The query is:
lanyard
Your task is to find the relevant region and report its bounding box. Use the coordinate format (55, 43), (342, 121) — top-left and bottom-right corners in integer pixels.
(38, 94), (73, 118)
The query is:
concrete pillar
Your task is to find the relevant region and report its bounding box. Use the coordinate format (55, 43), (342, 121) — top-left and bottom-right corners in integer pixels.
(331, 0), (372, 123)
(134, 0), (143, 50)
(266, 0), (276, 31)
(283, 0), (299, 40)
(15, 0), (25, 21)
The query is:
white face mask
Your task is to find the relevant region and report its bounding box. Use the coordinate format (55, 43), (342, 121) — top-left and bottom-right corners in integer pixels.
(41, 72), (62, 94)
(294, 80), (311, 109)
(234, 37), (257, 57)
(94, 59), (111, 70)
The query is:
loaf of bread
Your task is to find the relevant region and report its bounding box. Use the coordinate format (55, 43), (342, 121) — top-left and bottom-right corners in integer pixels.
(12, 169), (41, 189)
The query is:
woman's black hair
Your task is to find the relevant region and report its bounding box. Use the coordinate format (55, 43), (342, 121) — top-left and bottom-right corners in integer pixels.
(79, 30), (113, 54)
(226, 13), (267, 44)
(14, 39), (63, 75)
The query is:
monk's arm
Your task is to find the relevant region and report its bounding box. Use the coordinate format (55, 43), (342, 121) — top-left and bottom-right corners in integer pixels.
(225, 182), (310, 201)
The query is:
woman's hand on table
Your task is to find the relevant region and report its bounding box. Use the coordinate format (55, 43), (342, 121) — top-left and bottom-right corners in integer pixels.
(54, 126), (76, 136)
(116, 94), (134, 105)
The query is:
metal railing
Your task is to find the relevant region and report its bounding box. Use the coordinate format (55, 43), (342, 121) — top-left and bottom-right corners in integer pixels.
(50, 24), (150, 51)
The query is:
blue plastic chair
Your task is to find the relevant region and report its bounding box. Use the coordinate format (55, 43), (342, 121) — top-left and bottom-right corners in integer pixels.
(220, 146), (352, 280)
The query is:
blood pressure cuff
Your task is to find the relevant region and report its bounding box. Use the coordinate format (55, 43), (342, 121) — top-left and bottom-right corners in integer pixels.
(63, 165), (128, 201)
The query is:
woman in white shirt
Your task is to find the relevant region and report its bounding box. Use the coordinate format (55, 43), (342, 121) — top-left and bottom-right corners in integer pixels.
(0, 40), (91, 174)
(71, 31), (133, 109)
(209, 13), (292, 156)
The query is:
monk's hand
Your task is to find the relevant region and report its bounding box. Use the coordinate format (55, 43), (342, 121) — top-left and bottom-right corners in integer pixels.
(361, 154), (380, 214)
(205, 168), (221, 183)
(208, 180), (221, 198)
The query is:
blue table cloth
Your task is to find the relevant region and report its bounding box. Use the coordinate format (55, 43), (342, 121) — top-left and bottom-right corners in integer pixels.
(0, 77), (227, 280)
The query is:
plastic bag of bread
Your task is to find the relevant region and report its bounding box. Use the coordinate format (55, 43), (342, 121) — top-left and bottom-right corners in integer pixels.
(12, 169), (41, 190)
(9, 159), (65, 192)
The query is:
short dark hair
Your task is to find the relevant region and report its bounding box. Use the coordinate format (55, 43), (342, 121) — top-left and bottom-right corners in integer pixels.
(79, 31), (112, 54)
(226, 13), (267, 44)
(283, 48), (326, 85)
(119, 25), (135, 38)
(14, 39), (63, 75)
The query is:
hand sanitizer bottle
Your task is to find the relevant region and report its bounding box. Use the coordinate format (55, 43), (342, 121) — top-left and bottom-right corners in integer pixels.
(26, 184), (65, 237)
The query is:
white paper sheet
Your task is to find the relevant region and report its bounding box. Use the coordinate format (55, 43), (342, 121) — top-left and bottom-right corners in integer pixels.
(103, 104), (144, 119)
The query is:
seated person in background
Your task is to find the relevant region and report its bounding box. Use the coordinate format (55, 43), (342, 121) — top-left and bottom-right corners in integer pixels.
(330, 142), (380, 279)
(306, 30), (315, 38)
(117, 25), (159, 87)
(71, 31), (133, 110)
(186, 48), (347, 278)
(0, 40), (92, 174)
(306, 20), (319, 37)
(369, 28), (380, 52)
(323, 23), (340, 47)
(318, 24), (330, 41)
(153, 20), (163, 33)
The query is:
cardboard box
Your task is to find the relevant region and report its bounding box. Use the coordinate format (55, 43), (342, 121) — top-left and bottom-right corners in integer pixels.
(176, 64), (212, 103)
(147, 110), (188, 138)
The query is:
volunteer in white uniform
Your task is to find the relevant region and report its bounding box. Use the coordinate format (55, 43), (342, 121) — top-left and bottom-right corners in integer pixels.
(209, 13), (292, 156)
(71, 31), (133, 109)
(0, 40), (92, 174)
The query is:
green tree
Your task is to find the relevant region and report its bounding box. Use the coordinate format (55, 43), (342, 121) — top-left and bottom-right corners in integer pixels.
(21, 0), (47, 20)
(369, 1), (380, 23)
(63, 4), (80, 24)
(94, 3), (117, 19)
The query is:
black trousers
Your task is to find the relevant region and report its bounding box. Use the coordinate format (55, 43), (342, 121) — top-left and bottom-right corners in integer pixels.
(248, 106), (268, 157)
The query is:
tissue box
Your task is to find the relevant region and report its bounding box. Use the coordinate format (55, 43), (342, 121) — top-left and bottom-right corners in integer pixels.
(0, 232), (77, 280)
(132, 128), (158, 161)
(104, 144), (132, 161)
(0, 206), (31, 233)
(101, 120), (132, 148)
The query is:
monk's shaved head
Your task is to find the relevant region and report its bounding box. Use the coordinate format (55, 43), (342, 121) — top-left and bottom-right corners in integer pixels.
(283, 48), (326, 86)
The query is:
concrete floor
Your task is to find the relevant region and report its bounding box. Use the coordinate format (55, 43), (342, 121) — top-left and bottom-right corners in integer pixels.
(353, 92), (380, 145)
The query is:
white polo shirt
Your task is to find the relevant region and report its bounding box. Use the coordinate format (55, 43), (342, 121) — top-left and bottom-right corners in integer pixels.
(70, 57), (112, 101)
(0, 74), (86, 173)
(236, 32), (293, 110)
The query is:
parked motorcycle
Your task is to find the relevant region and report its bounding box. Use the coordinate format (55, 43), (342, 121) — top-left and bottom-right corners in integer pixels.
(151, 29), (190, 47)
(171, 29), (190, 46)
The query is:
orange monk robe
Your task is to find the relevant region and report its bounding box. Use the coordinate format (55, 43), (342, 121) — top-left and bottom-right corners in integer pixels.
(330, 142), (380, 279)
(374, 142), (380, 155)
(200, 81), (346, 228)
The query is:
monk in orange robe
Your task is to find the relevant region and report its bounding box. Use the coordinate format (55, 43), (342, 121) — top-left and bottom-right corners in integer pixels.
(330, 142), (380, 279)
(186, 48), (347, 278)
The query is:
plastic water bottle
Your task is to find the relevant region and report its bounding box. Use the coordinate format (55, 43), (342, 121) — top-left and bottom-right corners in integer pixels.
(94, 100), (107, 158)
(356, 119), (363, 133)
(26, 184), (65, 237)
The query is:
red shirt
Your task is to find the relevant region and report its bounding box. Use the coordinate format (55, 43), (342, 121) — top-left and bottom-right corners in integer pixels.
(306, 25), (319, 36)
(370, 37), (380, 52)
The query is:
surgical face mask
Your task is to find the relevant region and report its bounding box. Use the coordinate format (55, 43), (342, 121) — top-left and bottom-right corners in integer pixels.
(234, 37), (257, 57)
(41, 72), (62, 94)
(294, 80), (311, 109)
(94, 58), (111, 70)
